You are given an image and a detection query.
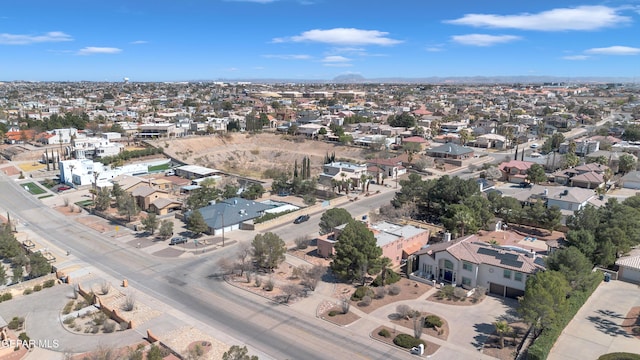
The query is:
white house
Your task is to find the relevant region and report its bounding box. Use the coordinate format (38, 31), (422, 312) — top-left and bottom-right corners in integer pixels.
(615, 249), (640, 284)
(410, 235), (544, 298)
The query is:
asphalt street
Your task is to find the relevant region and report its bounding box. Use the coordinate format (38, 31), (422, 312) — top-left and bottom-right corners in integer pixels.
(0, 173), (415, 360)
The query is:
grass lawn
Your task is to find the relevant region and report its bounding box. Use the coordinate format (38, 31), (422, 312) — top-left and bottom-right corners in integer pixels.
(75, 200), (94, 207)
(148, 163), (171, 172)
(38, 194), (54, 199)
(22, 182), (46, 195)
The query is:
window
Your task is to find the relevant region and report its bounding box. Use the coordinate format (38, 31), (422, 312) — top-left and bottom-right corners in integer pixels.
(503, 269), (512, 279)
(514, 272), (523, 282)
(463, 261), (473, 272)
(462, 277), (471, 286)
(422, 264), (433, 275)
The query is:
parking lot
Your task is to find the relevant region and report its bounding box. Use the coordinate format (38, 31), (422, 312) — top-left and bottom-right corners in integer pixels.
(548, 280), (640, 360)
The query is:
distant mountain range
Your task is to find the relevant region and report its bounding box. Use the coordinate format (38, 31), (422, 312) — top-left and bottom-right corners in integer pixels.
(212, 74), (639, 85)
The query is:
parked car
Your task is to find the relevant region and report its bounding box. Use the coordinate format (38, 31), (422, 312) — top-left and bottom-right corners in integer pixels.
(530, 143), (539, 149)
(169, 236), (187, 245)
(293, 215), (310, 224)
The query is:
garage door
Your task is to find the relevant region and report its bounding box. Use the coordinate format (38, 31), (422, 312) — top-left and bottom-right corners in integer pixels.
(489, 283), (505, 297)
(505, 287), (525, 299)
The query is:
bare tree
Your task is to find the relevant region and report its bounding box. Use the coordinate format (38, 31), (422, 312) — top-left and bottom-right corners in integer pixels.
(236, 243), (252, 277)
(216, 257), (236, 276)
(396, 304), (412, 319)
(281, 284), (302, 303)
(413, 316), (425, 339)
(340, 297), (350, 314)
(301, 265), (325, 291)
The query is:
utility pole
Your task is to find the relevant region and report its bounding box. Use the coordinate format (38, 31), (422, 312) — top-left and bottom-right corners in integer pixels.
(221, 211), (225, 247)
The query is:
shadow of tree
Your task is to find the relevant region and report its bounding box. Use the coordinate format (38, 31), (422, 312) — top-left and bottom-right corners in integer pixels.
(472, 322), (495, 350)
(597, 309), (623, 319)
(587, 315), (633, 338)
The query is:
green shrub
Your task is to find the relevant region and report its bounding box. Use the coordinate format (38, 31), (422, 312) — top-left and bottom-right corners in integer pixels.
(8, 317), (24, 330)
(0, 293), (12, 302)
(43, 279), (55, 288)
(371, 269), (401, 287)
(103, 321), (116, 333)
(23, 288), (33, 295)
(393, 334), (426, 349)
(63, 317), (75, 325)
(598, 353), (640, 360)
(424, 315), (443, 328)
(328, 310), (339, 317)
(632, 327), (640, 336)
(378, 328), (391, 338)
(18, 333), (29, 343)
(350, 286), (373, 301)
(33, 284), (42, 292)
(437, 285), (455, 299)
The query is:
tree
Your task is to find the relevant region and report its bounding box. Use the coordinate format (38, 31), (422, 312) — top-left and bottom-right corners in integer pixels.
(241, 183), (265, 200)
(330, 221), (383, 282)
(116, 193), (139, 222)
(236, 243), (252, 276)
(222, 184), (240, 199)
(562, 152), (580, 169)
(0, 265), (5, 286)
(441, 204), (477, 237)
(541, 133), (565, 153)
(618, 153), (637, 174)
(222, 345), (258, 360)
(545, 247), (594, 291)
(94, 187), (111, 212)
(27, 252), (52, 278)
(141, 213), (159, 235)
(12, 265), (23, 284)
(319, 208), (354, 235)
(186, 187), (220, 210)
(251, 232), (286, 270)
(526, 164), (547, 184)
(518, 271), (570, 335)
(494, 321), (512, 349)
(158, 220), (174, 239)
(187, 210), (208, 237)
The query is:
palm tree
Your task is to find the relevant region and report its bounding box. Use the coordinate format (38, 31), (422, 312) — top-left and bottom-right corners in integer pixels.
(452, 209), (474, 237)
(494, 320), (512, 349)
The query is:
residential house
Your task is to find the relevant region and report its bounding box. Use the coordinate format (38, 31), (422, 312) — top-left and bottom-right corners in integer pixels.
(615, 248), (640, 284)
(410, 234), (544, 298)
(558, 139), (600, 156)
(367, 156), (406, 183)
(148, 198), (183, 216)
(318, 162), (368, 190)
(475, 134), (507, 149)
(426, 143), (474, 160)
(499, 160), (534, 184)
(187, 197), (274, 235)
(317, 222), (430, 268)
(175, 165), (220, 180)
(553, 163), (609, 189)
(620, 171), (640, 190)
(400, 136), (429, 151)
(131, 186), (169, 211)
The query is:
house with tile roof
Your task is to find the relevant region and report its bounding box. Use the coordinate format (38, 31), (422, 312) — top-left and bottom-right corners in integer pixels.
(499, 160), (535, 184)
(410, 234), (545, 298)
(615, 248), (640, 284)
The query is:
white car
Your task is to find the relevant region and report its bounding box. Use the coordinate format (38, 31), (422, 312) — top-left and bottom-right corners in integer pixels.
(530, 143), (539, 149)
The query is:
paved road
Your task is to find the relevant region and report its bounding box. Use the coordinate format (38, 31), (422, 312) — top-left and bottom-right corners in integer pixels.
(0, 173), (416, 360)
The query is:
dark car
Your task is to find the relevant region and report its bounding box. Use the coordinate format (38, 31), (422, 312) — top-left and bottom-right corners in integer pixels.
(169, 236), (188, 245)
(293, 215), (310, 224)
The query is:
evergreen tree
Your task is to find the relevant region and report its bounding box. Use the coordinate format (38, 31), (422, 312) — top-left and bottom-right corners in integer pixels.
(251, 232), (286, 270)
(330, 221), (384, 283)
(141, 213), (159, 235)
(186, 210), (209, 237)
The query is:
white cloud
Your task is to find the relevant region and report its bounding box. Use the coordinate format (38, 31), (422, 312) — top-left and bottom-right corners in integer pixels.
(451, 34), (521, 47)
(130, 40), (148, 45)
(323, 63), (353, 67)
(77, 47), (122, 55)
(0, 31), (72, 45)
(425, 45), (445, 52)
(322, 55), (350, 63)
(262, 54), (311, 60)
(445, 6), (630, 31)
(273, 28), (402, 46)
(562, 55), (590, 60)
(585, 46), (640, 55)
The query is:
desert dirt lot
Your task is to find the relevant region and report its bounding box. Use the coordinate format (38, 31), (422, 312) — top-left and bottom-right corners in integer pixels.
(152, 133), (375, 178)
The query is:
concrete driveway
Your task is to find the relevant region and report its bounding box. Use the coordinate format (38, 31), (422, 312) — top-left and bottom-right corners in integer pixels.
(548, 280), (640, 360)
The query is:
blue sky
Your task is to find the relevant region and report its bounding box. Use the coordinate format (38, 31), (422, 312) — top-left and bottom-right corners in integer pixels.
(1, 0), (640, 81)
